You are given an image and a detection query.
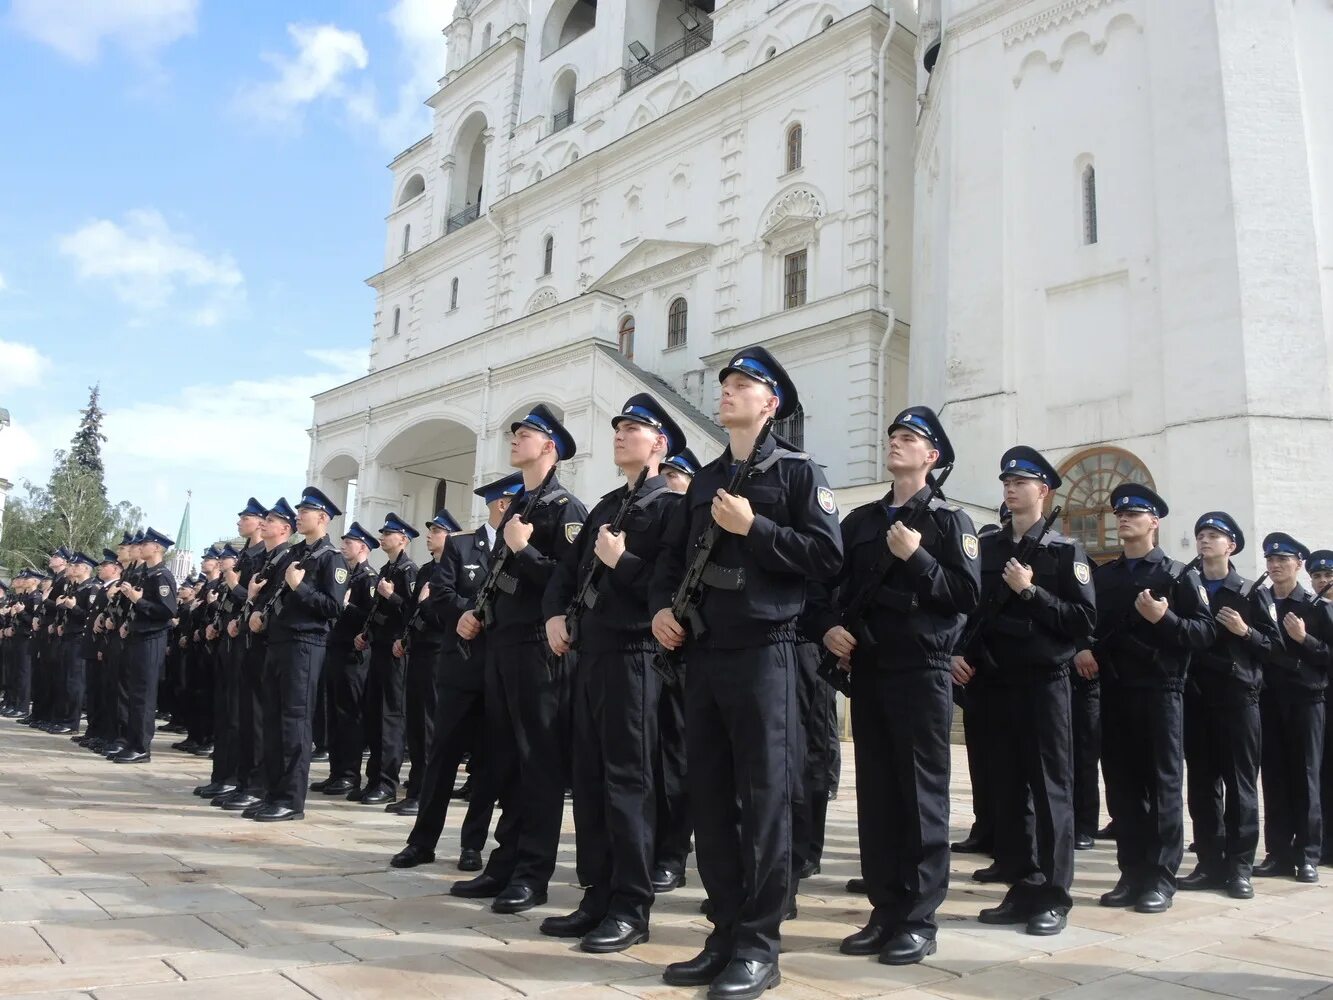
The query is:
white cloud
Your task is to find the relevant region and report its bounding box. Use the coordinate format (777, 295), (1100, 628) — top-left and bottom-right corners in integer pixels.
(362, 0), (450, 148)
(0, 339), (52, 392)
(234, 23), (369, 125)
(56, 209), (244, 326)
(9, 0), (198, 64)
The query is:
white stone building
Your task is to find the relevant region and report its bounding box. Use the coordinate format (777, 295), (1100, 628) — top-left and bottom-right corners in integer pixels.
(307, 0), (1333, 572)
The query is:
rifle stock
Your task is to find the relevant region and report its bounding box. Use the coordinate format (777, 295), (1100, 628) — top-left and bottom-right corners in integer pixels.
(565, 466), (650, 650)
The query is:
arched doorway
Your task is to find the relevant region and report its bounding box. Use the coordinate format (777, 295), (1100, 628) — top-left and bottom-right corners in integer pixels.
(449, 111), (489, 232)
(373, 417), (479, 561)
(1051, 446), (1155, 563)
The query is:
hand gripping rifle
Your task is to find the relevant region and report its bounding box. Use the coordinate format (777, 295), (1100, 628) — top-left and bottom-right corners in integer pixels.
(565, 467), (650, 651)
(650, 418), (774, 688)
(954, 504), (1063, 669)
(815, 465), (954, 697)
(459, 464), (557, 661)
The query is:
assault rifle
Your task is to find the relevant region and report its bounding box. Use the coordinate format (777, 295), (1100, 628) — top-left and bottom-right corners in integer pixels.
(459, 464), (557, 661)
(565, 466), (649, 650)
(815, 465), (954, 696)
(651, 418), (775, 687)
(955, 505), (1063, 665)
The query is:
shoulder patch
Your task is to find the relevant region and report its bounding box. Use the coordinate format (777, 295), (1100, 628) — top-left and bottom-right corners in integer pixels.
(565, 522), (582, 543)
(962, 534), (979, 559)
(816, 486), (837, 515)
(1269, 602), (1278, 621)
(334, 568), (348, 585)
(158, 585), (171, 597)
(1199, 585), (1209, 605)
(1074, 562), (1091, 585)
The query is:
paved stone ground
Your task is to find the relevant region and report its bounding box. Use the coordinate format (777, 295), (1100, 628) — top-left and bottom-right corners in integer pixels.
(1, 722), (1330, 1000)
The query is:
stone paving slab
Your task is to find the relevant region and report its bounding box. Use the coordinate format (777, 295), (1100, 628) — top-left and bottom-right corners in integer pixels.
(0, 720), (1329, 1000)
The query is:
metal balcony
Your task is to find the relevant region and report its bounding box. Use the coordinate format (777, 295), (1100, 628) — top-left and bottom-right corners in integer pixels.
(446, 203), (480, 234)
(622, 23), (714, 93)
(552, 107), (574, 133)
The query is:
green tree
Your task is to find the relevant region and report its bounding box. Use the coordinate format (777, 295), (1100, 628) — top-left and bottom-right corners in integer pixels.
(71, 385), (108, 488)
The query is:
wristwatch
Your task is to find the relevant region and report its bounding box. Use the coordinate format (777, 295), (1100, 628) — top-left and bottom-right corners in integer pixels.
(1019, 585), (1037, 602)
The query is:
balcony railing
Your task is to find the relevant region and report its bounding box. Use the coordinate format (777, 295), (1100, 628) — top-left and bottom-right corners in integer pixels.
(552, 107), (574, 133)
(446, 203), (480, 234)
(622, 23), (714, 92)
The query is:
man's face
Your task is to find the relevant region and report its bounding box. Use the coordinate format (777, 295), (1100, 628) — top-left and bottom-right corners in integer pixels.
(1310, 568), (1333, 592)
(261, 515), (291, 543)
(98, 563), (118, 581)
(509, 426), (552, 467)
(1115, 511), (1156, 545)
(489, 497), (512, 521)
(201, 558), (219, 575)
(886, 428), (938, 478)
(1195, 529), (1236, 561)
(719, 373), (776, 428)
(613, 420), (665, 469)
(380, 531), (406, 556)
(1267, 553), (1301, 586)
(220, 557), (238, 575)
(296, 507), (326, 535)
(1001, 475), (1047, 513)
(49, 556), (66, 574)
(340, 538), (366, 562)
(427, 525), (448, 557)
(664, 469), (691, 495)
(238, 513), (262, 537)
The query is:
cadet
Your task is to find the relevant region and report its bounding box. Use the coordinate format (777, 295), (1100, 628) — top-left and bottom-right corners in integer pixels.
(54, 552), (99, 734)
(652, 349), (842, 997)
(1178, 513), (1277, 898)
(393, 510), (454, 817)
(115, 528), (178, 763)
(954, 447), (1096, 935)
(1075, 486), (1215, 912)
(452, 405), (587, 914)
(248, 487), (348, 821)
(358, 513), (419, 806)
(391, 473), (519, 873)
(812, 407), (978, 966)
(310, 522), (378, 797)
(1310, 552), (1333, 867)
(540, 393), (685, 952)
(1253, 534), (1328, 883)
(652, 447), (700, 893)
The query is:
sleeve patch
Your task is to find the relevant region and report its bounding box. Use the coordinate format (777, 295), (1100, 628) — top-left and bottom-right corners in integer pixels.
(816, 487), (837, 515)
(1199, 585), (1209, 605)
(1074, 562), (1091, 585)
(334, 568), (348, 585)
(1269, 602), (1278, 620)
(962, 534), (979, 559)
(565, 523), (582, 544)
(159, 585), (171, 597)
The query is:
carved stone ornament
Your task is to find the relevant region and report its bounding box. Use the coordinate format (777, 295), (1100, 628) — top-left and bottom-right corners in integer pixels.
(761, 188), (825, 241)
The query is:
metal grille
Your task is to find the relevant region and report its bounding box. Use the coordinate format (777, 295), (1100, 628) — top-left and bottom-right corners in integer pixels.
(447, 203), (480, 234)
(667, 298), (688, 349)
(775, 404), (804, 450)
(786, 124), (802, 172)
(784, 250), (807, 309)
(1082, 165), (1098, 245)
(623, 22), (714, 92)
(552, 107), (573, 132)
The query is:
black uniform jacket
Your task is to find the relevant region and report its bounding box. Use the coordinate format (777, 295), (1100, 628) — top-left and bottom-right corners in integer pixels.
(964, 520), (1097, 680)
(1266, 583), (1332, 700)
(544, 473), (681, 651)
(128, 562), (178, 637)
(331, 560), (375, 648)
(369, 550), (418, 642)
(269, 535), (349, 642)
(1088, 547), (1215, 690)
(651, 435), (843, 648)
(1190, 567), (1278, 690)
(492, 475), (588, 639)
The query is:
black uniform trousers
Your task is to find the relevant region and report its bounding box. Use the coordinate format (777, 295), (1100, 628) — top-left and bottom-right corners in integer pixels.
(404, 644), (445, 800)
(956, 676), (996, 847)
(991, 671), (1075, 914)
(313, 661), (330, 754)
(653, 664), (691, 875)
(58, 640), (87, 728)
(406, 669), (497, 854)
(1260, 692), (1325, 867)
(571, 643), (661, 930)
(365, 641), (407, 794)
(95, 637), (123, 743)
(1070, 673), (1103, 837)
(1183, 675), (1260, 877)
(236, 638), (268, 796)
(187, 645), (215, 746)
(209, 638), (241, 785)
(851, 666), (952, 940)
(113, 635), (132, 744)
(481, 633), (570, 891)
(1101, 685), (1184, 895)
(124, 631), (168, 754)
(687, 641), (798, 964)
(327, 641), (369, 786)
(792, 641), (838, 871)
(1324, 688), (1333, 863)
(10, 639), (32, 714)
(32, 636), (54, 722)
(262, 638), (326, 812)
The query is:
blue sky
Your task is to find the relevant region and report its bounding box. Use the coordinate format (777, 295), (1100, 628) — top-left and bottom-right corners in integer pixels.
(0, 0), (449, 556)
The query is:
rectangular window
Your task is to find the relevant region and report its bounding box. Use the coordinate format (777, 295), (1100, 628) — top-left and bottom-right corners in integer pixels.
(783, 250), (807, 309)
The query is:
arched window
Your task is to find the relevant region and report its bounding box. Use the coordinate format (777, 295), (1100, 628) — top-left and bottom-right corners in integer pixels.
(391, 306), (401, 337)
(618, 315), (635, 360)
(765, 46), (777, 60)
(666, 297), (688, 349)
(398, 173), (425, 205)
(552, 69), (577, 132)
(822, 15), (834, 30)
(543, 235), (554, 276)
(785, 123), (803, 172)
(401, 223), (411, 256)
(774, 402), (805, 450)
(1051, 446), (1154, 562)
(1082, 164), (1098, 245)
(481, 23), (492, 49)
(449, 277), (459, 310)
